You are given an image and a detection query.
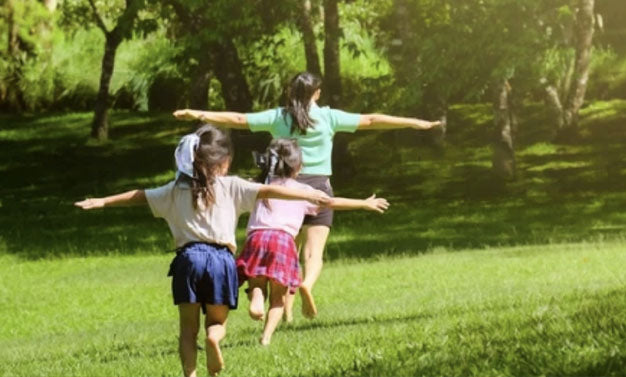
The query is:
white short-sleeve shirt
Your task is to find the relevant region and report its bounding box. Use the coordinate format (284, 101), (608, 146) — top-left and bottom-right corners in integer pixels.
(145, 176), (261, 253)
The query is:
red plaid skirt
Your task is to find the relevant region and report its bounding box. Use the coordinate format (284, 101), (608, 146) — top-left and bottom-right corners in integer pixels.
(236, 229), (301, 294)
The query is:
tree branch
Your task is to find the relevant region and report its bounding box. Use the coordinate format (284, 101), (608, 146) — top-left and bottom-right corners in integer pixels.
(88, 0), (110, 34)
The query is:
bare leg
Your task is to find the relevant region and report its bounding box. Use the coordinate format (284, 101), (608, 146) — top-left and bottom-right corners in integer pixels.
(299, 225), (330, 319)
(260, 280), (288, 346)
(204, 305), (229, 376)
(247, 277), (268, 321)
(283, 232), (305, 323)
(178, 303), (201, 377)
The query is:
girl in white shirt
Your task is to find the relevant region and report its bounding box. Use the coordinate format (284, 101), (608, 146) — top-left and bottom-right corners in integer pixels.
(75, 125), (330, 377)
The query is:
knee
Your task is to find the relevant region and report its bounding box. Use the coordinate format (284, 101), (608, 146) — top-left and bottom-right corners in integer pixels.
(180, 324), (199, 342)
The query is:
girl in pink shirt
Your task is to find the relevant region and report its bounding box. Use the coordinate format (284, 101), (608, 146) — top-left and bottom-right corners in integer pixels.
(236, 139), (389, 345)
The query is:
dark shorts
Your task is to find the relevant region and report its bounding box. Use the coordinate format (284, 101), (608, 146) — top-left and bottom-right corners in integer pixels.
(295, 174), (334, 228)
(168, 242), (238, 310)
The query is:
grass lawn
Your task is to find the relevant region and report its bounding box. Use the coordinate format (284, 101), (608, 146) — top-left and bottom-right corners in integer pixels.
(1, 241), (625, 377)
(1, 100), (625, 375)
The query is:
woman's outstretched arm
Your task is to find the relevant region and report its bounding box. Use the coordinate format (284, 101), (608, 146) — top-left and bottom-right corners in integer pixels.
(74, 190), (147, 209)
(357, 114), (442, 130)
(173, 109), (249, 129)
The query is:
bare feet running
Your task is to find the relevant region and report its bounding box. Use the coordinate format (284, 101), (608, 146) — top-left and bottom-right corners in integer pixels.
(299, 285), (317, 319)
(206, 336), (224, 376)
(249, 287), (265, 321)
(259, 336), (271, 346)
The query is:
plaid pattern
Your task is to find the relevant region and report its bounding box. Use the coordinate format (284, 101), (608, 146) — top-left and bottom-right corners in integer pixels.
(236, 229), (301, 294)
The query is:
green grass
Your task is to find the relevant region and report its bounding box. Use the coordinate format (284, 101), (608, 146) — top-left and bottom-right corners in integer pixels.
(1, 100), (626, 375)
(1, 242), (624, 376)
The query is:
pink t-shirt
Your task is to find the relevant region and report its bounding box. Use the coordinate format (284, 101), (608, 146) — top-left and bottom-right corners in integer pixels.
(246, 178), (319, 238)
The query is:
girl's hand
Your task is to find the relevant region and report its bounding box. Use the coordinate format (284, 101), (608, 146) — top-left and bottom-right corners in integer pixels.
(363, 194), (389, 214)
(309, 190), (332, 206)
(173, 109), (201, 121)
(74, 198), (105, 210)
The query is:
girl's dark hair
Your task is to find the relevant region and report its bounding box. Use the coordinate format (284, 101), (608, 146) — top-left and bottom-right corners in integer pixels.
(283, 72), (322, 135)
(185, 124), (233, 209)
(256, 138), (302, 184)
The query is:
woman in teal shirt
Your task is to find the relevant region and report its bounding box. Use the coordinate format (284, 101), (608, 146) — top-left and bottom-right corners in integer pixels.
(174, 72), (441, 321)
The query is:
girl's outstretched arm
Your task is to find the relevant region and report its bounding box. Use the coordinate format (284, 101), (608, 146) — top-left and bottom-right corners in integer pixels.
(173, 109), (249, 129)
(357, 114), (442, 131)
(329, 194), (389, 214)
(257, 185), (332, 206)
(74, 190), (147, 210)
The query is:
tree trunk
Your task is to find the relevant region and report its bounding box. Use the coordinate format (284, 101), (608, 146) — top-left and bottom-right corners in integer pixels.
(492, 80), (516, 180)
(212, 39), (252, 112)
(189, 52), (212, 109)
(92, 35), (121, 140)
(562, 0), (595, 130)
(323, 0), (341, 107)
(89, 0), (142, 140)
(4, 0), (26, 111)
(297, 0), (322, 77)
(544, 84), (565, 132)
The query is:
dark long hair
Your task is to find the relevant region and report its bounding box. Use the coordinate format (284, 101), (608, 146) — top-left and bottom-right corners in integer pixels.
(187, 125), (233, 209)
(282, 72), (322, 135)
(256, 138), (302, 183)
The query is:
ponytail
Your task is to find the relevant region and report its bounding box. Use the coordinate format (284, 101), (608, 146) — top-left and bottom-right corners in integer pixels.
(175, 124), (233, 209)
(282, 72), (322, 135)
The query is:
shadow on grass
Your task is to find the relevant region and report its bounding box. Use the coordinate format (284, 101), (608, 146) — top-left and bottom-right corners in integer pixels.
(2, 103), (626, 259)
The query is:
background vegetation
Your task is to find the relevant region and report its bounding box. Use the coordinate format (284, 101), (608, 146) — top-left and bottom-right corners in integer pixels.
(1, 0), (625, 376)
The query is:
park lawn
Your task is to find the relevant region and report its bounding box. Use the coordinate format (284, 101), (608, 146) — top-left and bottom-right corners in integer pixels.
(1, 100), (625, 375)
(0, 241), (625, 376)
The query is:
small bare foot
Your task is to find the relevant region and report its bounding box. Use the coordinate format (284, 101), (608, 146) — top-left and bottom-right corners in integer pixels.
(259, 336), (271, 346)
(299, 285), (317, 319)
(206, 337), (224, 376)
(249, 287), (265, 321)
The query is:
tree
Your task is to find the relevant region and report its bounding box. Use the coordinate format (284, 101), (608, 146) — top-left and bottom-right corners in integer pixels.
(543, 0), (596, 138)
(323, 0), (342, 106)
(379, 0), (564, 180)
(87, 0), (144, 140)
(296, 0), (322, 78)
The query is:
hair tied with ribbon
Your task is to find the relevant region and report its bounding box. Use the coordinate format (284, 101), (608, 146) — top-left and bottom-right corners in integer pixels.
(175, 133), (200, 178)
(252, 149), (280, 184)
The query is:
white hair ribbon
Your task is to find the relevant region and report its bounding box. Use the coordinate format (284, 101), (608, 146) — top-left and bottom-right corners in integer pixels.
(175, 133), (200, 178)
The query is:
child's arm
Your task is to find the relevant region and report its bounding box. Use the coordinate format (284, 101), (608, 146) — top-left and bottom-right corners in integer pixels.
(257, 185), (332, 206)
(173, 109), (248, 130)
(357, 114), (442, 131)
(74, 190), (147, 210)
(328, 194), (389, 214)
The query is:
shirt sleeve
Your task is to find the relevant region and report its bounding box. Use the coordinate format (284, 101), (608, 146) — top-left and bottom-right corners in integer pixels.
(330, 108), (361, 133)
(246, 108), (281, 133)
(145, 181), (176, 218)
(229, 176), (262, 214)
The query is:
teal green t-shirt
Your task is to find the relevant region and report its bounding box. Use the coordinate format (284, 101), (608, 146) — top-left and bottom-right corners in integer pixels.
(245, 104), (361, 175)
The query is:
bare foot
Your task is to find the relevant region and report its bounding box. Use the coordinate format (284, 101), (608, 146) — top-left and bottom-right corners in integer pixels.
(299, 285), (317, 319)
(206, 337), (224, 376)
(249, 287), (265, 321)
(259, 336), (271, 346)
